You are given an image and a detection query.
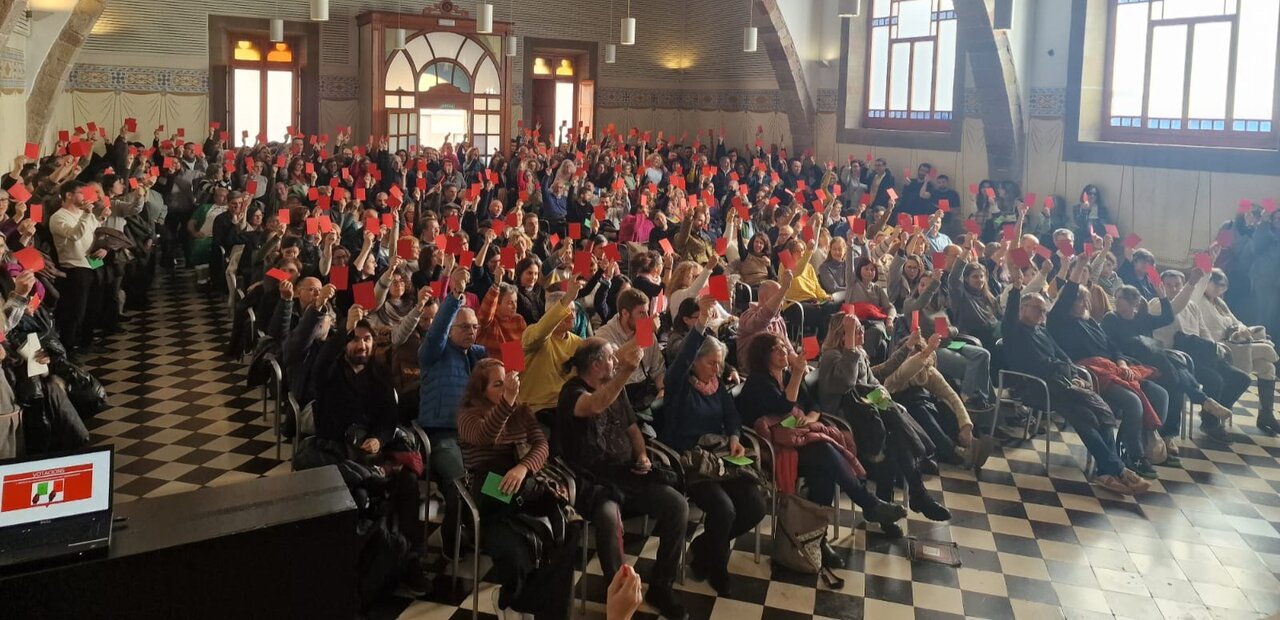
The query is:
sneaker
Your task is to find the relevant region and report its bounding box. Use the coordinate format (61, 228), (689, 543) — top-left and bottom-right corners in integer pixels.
(1164, 437), (1180, 457)
(644, 584), (689, 620)
(1202, 398), (1234, 420)
(1162, 454), (1182, 468)
(1120, 468), (1152, 494)
(1092, 474), (1134, 495)
(1128, 458), (1158, 480)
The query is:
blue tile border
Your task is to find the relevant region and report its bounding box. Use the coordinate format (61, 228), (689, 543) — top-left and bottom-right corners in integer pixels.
(0, 48), (24, 91)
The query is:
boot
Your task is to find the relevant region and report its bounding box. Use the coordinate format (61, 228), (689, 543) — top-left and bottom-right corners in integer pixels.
(1258, 379), (1277, 435)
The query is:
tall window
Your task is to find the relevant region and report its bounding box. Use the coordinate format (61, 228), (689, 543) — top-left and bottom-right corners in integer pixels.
(1104, 0), (1279, 148)
(230, 38), (299, 144)
(864, 0), (958, 132)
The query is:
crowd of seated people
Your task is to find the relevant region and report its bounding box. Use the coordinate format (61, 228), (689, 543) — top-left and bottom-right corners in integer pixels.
(6, 120), (1280, 618)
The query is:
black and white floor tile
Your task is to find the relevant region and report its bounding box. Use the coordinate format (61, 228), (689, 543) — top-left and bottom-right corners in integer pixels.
(87, 271), (1280, 619)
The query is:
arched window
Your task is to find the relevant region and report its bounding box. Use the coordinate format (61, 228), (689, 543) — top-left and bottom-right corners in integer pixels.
(383, 31), (503, 158)
(230, 37), (299, 144)
(863, 0), (958, 132)
(1103, 0), (1279, 148)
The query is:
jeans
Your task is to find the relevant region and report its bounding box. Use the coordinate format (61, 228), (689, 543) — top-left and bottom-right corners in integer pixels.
(1099, 381), (1167, 460)
(591, 481), (688, 586)
(936, 345), (992, 400)
(685, 478), (766, 579)
(796, 441), (878, 511)
(869, 432), (929, 502)
(427, 430), (465, 552)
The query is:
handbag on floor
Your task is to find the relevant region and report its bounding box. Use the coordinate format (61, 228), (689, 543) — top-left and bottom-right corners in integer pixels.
(771, 494), (845, 589)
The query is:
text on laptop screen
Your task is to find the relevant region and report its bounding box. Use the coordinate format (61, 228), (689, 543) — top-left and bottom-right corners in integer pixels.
(0, 450), (112, 528)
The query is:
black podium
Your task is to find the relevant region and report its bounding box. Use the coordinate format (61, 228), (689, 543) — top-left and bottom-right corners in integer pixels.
(0, 466), (360, 619)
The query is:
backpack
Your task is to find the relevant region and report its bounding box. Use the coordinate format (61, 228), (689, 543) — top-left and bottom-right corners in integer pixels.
(771, 494), (845, 589)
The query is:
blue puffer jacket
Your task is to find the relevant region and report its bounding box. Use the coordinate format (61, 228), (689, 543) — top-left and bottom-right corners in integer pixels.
(417, 294), (487, 430)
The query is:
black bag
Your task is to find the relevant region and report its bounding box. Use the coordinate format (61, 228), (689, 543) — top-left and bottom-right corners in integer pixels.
(624, 357), (660, 411)
(53, 361), (108, 417)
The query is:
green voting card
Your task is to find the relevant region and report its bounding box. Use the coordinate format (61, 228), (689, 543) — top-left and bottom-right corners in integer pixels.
(87, 257), (104, 269)
(481, 472), (512, 503)
(722, 455), (754, 466)
(780, 416), (799, 428)
(945, 341), (966, 351)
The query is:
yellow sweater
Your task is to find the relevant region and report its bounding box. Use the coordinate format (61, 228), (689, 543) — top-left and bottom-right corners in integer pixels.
(785, 248), (831, 303)
(519, 301), (582, 411)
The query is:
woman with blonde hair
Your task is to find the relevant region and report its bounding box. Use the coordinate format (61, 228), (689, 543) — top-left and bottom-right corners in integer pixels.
(1197, 268), (1280, 434)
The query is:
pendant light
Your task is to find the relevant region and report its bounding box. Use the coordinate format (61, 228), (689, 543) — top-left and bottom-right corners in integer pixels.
(743, 0), (757, 52)
(621, 0), (635, 45)
(837, 0), (861, 18)
(505, 0), (517, 56)
(393, 0), (405, 50)
(270, 18), (284, 42)
(310, 0), (328, 21)
(606, 0), (617, 63)
(478, 2), (494, 34)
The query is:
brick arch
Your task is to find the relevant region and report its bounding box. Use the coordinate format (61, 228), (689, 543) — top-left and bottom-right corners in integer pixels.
(954, 0), (1024, 183)
(756, 0), (814, 153)
(26, 0), (108, 143)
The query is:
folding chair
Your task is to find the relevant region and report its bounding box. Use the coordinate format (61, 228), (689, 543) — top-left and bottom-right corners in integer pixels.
(264, 357), (284, 460)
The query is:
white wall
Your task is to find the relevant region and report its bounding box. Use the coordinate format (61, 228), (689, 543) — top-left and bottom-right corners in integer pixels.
(23, 10), (71, 93)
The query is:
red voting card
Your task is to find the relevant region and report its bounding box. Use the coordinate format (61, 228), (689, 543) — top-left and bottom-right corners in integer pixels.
(266, 268), (291, 281)
(354, 187), (367, 201)
(1194, 252), (1213, 273)
(459, 250), (475, 269)
(1056, 239), (1075, 257)
(352, 281), (376, 309)
(1239, 199), (1254, 213)
(984, 187), (996, 200)
(778, 250), (797, 271)
(938, 199), (950, 212)
(7, 183), (30, 204)
(715, 237), (729, 255)
(1035, 245), (1053, 260)
(898, 214), (913, 233)
(446, 235), (465, 255)
(914, 215), (930, 231)
(802, 336), (820, 361)
(657, 238), (674, 256)
(305, 218), (319, 235)
(446, 214), (460, 232)
(58, 130), (70, 143)
(330, 265), (350, 292)
(364, 217), (379, 235)
(23, 143), (39, 160)
(568, 223), (582, 239)
(397, 237), (416, 260)
(1145, 265), (1161, 285)
(1009, 248), (1032, 269)
(491, 219), (506, 236)
(1024, 192), (1037, 206)
(603, 243), (622, 262)
(382, 213), (395, 230)
(318, 216), (333, 234)
(886, 188), (898, 201)
(1216, 228), (1235, 248)
(277, 208), (290, 226)
(501, 340), (526, 372)
(931, 253), (946, 270)
(430, 279), (446, 300)
(500, 246), (517, 269)
(573, 252), (593, 277)
(964, 219), (981, 237)
(1123, 234), (1142, 249)
(635, 317), (655, 348)
(968, 183), (978, 195)
(1002, 224), (1016, 241)
(1083, 243), (1094, 257)
(1103, 224), (1119, 239)
(709, 275), (730, 302)
(1264, 199), (1278, 214)
(934, 317), (950, 338)
(28, 203), (42, 224)
(848, 217), (866, 235)
(911, 310), (920, 333)
(15, 247), (44, 273)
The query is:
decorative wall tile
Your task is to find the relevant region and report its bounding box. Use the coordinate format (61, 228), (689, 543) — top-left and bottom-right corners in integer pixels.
(816, 89), (839, 114)
(319, 75), (357, 101)
(67, 64), (209, 94)
(963, 87), (979, 116)
(597, 87), (785, 112)
(0, 48), (23, 91)
(1029, 88), (1066, 118)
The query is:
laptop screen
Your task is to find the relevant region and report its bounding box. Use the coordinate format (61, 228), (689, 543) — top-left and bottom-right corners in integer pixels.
(0, 449), (112, 529)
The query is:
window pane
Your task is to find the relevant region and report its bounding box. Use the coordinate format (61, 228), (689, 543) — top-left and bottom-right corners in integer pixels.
(1148, 25), (1188, 119)
(405, 34), (432, 68)
(386, 52), (415, 92)
(457, 39), (484, 74)
(385, 95), (401, 109)
(1234, 0), (1279, 120)
(1187, 22), (1231, 119)
(233, 68), (261, 141)
(934, 19), (956, 112)
(889, 42), (911, 111)
(476, 59), (501, 95)
(265, 70), (293, 143)
(873, 0), (890, 18)
(426, 32), (467, 59)
(233, 40), (261, 62)
(897, 0), (932, 38)
(1160, 0), (1227, 20)
(473, 114), (486, 135)
(868, 26), (890, 110)
(911, 41), (934, 112)
(1109, 2), (1149, 116)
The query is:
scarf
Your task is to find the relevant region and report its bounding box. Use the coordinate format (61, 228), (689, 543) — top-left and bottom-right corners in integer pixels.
(690, 374), (719, 396)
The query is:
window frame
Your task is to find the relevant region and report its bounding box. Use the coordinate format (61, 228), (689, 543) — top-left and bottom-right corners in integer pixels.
(1100, 0), (1278, 149)
(228, 34), (301, 142)
(861, 0), (959, 133)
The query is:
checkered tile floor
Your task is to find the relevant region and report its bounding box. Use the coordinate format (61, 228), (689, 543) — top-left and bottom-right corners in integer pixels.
(88, 271), (1280, 619)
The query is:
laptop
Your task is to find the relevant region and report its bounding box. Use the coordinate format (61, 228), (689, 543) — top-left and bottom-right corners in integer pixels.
(0, 446), (114, 568)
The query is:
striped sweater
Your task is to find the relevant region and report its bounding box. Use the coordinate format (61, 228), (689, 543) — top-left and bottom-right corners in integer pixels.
(457, 400), (548, 475)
